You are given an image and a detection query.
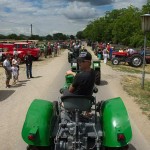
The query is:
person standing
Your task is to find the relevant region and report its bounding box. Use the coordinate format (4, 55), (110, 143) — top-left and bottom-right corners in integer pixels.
(24, 51), (33, 79)
(103, 48), (109, 64)
(13, 47), (18, 57)
(12, 55), (20, 82)
(11, 62), (18, 85)
(3, 55), (12, 88)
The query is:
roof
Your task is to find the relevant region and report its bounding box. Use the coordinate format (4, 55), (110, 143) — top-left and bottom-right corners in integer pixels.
(14, 42), (28, 44)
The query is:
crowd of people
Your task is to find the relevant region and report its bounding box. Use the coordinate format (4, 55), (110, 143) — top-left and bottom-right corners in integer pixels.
(90, 41), (142, 64)
(2, 41), (64, 88)
(90, 41), (114, 64)
(2, 39), (138, 88)
(3, 54), (20, 88)
(37, 42), (62, 58)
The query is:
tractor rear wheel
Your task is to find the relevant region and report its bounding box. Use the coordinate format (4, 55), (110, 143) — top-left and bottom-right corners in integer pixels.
(102, 145), (129, 150)
(130, 54), (143, 67)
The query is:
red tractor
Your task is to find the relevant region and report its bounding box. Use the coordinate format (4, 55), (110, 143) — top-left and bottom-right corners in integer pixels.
(111, 50), (150, 67)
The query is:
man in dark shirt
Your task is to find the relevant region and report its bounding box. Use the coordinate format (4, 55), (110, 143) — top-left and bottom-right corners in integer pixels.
(24, 51), (33, 79)
(65, 51), (95, 96)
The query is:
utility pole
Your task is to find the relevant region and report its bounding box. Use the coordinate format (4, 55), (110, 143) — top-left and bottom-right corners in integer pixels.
(31, 24), (32, 37)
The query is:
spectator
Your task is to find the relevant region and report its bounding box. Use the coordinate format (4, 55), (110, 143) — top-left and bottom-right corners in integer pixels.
(44, 43), (48, 58)
(12, 55), (20, 82)
(24, 51), (34, 79)
(97, 48), (102, 60)
(103, 48), (109, 64)
(57, 43), (61, 55)
(109, 47), (114, 60)
(127, 48), (135, 54)
(13, 47), (18, 56)
(11, 62), (18, 85)
(3, 55), (12, 88)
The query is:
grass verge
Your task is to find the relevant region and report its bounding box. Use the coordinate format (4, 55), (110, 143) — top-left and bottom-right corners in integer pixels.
(107, 61), (150, 74)
(121, 75), (150, 120)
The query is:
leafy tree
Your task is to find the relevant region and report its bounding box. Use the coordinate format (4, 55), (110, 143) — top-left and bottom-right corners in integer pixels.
(70, 35), (75, 40)
(53, 33), (67, 40)
(76, 31), (84, 39)
(7, 34), (18, 39)
(46, 34), (53, 41)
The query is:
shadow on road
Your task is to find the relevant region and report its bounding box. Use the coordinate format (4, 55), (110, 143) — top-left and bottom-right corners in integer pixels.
(100, 80), (108, 86)
(18, 79), (30, 82)
(129, 144), (136, 150)
(0, 90), (15, 101)
(11, 83), (26, 88)
(31, 76), (42, 78)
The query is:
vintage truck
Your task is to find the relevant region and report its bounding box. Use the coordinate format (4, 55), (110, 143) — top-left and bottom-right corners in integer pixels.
(0, 42), (40, 62)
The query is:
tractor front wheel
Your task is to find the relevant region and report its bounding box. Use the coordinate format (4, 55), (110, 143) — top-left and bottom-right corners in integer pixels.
(95, 70), (101, 85)
(112, 57), (120, 65)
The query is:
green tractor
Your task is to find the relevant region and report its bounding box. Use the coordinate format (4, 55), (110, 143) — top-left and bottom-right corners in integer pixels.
(22, 74), (132, 150)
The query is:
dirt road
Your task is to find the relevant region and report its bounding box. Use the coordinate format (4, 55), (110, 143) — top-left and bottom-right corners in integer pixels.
(0, 48), (150, 150)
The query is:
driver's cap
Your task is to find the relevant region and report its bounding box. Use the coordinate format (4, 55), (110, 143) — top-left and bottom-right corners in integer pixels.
(78, 51), (92, 61)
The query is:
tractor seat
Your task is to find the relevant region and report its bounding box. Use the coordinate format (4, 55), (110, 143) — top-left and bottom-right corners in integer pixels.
(61, 95), (95, 111)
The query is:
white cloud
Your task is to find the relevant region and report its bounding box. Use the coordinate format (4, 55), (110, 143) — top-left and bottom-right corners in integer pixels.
(0, 0), (148, 36)
(62, 1), (98, 20)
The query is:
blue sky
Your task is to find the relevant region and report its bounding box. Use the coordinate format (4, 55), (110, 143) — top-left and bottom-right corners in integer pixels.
(0, 0), (147, 36)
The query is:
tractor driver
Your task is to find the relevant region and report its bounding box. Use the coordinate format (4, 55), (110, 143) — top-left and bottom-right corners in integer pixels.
(64, 51), (95, 96)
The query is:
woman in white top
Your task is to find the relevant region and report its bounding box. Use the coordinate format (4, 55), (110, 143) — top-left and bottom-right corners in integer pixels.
(103, 48), (109, 64)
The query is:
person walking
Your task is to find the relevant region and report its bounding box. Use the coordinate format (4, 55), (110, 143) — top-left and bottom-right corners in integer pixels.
(3, 55), (12, 88)
(24, 51), (33, 79)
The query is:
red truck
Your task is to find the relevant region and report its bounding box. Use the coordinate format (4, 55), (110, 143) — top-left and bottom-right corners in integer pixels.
(0, 42), (40, 62)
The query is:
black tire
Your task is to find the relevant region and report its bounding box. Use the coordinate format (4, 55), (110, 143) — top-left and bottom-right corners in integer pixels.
(112, 57), (120, 65)
(102, 145), (129, 150)
(130, 54), (143, 67)
(95, 70), (101, 85)
(53, 101), (59, 116)
(59, 88), (64, 94)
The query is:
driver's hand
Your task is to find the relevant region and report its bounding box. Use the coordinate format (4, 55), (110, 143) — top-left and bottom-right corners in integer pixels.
(66, 70), (76, 76)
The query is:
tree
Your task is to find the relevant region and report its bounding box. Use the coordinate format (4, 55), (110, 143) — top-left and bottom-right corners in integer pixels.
(70, 35), (75, 40)
(53, 33), (67, 40)
(76, 31), (84, 39)
(46, 34), (53, 41)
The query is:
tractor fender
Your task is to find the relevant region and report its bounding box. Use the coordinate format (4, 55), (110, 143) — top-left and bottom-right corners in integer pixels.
(22, 99), (54, 146)
(101, 97), (132, 147)
(92, 60), (101, 70)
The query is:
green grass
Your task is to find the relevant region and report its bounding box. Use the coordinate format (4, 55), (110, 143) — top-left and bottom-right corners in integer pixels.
(107, 61), (150, 74)
(121, 75), (150, 120)
(106, 60), (150, 119)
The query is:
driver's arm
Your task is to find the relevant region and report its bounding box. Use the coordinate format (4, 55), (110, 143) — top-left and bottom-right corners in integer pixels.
(69, 84), (75, 93)
(69, 73), (79, 93)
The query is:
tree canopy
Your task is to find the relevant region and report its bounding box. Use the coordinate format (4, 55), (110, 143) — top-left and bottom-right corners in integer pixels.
(82, 4), (150, 47)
